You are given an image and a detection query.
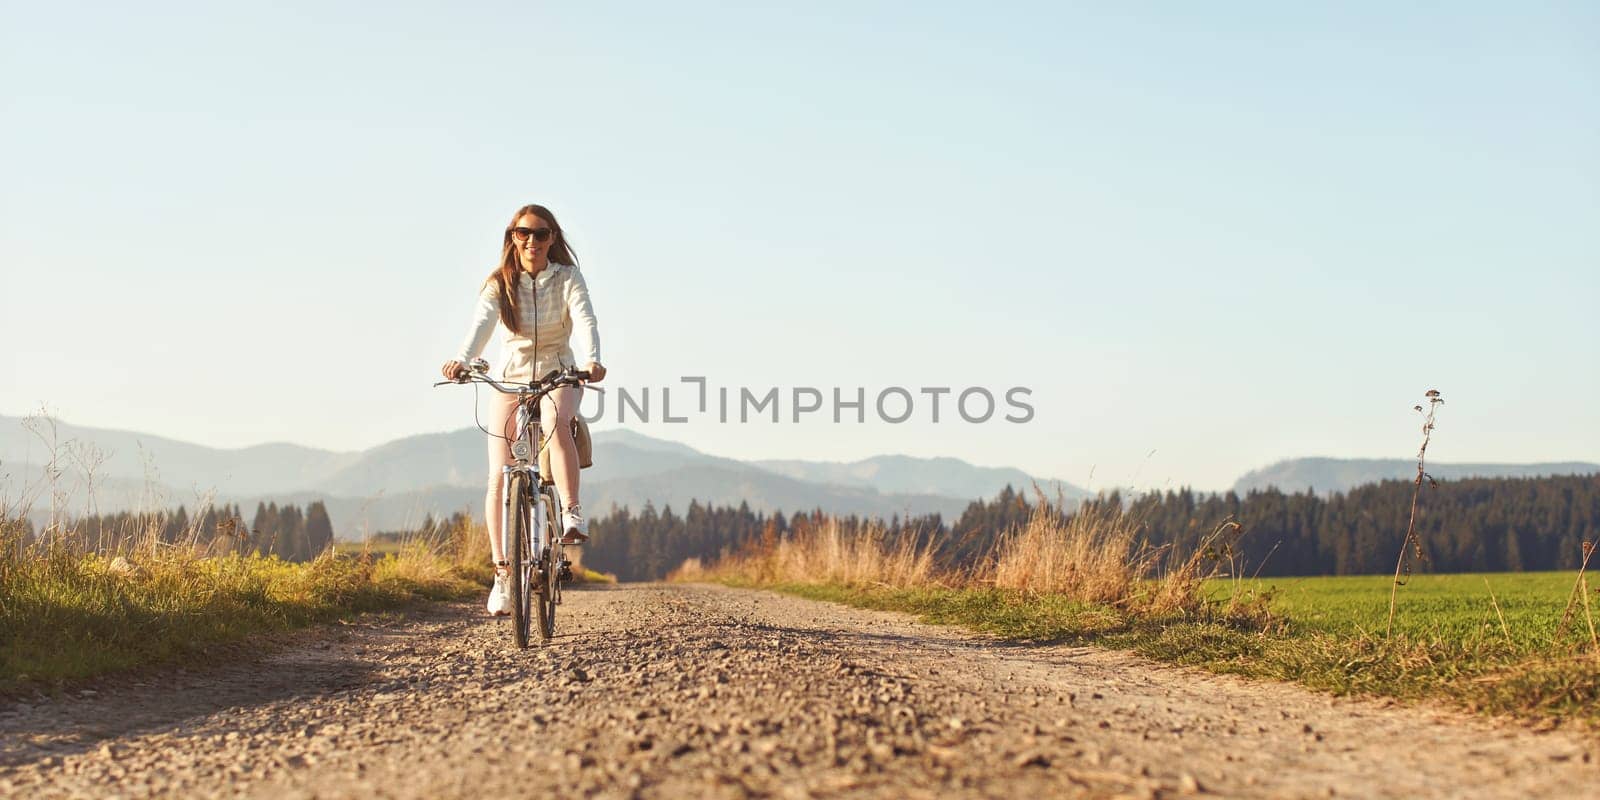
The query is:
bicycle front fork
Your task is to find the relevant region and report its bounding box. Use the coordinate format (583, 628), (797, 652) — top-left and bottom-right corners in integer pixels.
(500, 467), (547, 566)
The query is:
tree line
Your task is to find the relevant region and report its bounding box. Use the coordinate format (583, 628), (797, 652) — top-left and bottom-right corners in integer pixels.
(583, 501), (946, 582)
(1120, 474), (1600, 575)
(20, 501), (336, 562)
(12, 473), (1594, 576)
(580, 474), (1600, 580)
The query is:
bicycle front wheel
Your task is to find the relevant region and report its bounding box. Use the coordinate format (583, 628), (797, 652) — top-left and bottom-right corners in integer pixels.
(536, 486), (561, 640)
(508, 472), (532, 649)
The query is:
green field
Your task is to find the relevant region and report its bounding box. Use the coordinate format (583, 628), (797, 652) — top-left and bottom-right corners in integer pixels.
(1233, 571), (1586, 643)
(754, 570), (1600, 723)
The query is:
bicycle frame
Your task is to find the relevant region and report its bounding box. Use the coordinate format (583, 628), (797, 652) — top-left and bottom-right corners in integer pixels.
(501, 396), (551, 582)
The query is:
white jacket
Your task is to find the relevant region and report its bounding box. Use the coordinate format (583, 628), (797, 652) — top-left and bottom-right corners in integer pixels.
(454, 263), (601, 383)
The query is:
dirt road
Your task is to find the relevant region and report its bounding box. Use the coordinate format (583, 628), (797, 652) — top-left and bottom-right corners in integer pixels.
(1, 583), (1595, 799)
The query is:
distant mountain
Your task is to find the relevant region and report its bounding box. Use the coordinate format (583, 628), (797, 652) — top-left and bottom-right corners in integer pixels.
(1233, 458), (1600, 495)
(754, 454), (1085, 502)
(312, 429), (748, 496)
(590, 429), (706, 457)
(1, 420), (743, 500)
(2, 416), (1075, 537)
(584, 463), (974, 520)
(0, 414), (357, 495)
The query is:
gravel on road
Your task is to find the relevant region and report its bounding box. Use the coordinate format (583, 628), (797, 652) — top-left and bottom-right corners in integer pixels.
(1, 583), (1595, 799)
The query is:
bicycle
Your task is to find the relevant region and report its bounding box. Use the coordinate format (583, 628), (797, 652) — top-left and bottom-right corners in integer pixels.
(435, 359), (591, 647)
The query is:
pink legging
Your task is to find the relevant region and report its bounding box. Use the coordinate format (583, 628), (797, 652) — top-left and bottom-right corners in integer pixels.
(484, 385), (581, 565)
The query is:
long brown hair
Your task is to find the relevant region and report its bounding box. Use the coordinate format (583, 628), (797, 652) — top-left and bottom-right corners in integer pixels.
(483, 204), (579, 335)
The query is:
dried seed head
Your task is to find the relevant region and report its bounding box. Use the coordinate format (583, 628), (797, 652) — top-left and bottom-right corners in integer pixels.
(1425, 389), (1441, 398)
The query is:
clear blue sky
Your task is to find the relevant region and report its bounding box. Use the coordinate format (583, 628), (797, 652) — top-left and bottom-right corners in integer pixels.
(3, 1), (1596, 491)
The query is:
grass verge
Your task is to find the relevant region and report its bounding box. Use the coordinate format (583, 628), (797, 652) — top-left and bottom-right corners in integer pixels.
(672, 510), (1600, 725)
(0, 544), (484, 692)
(1, 510), (618, 692)
(703, 579), (1600, 725)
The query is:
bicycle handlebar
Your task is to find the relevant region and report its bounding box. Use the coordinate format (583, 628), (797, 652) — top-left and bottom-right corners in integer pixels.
(433, 365), (592, 397)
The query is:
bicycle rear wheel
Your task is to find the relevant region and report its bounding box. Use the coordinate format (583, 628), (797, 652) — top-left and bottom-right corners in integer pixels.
(508, 472), (532, 649)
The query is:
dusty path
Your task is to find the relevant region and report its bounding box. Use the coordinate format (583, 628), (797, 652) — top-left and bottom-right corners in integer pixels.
(1, 583), (1595, 799)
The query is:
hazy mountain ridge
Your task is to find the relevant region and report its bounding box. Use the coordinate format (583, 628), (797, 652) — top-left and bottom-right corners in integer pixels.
(2, 418), (1067, 536)
(1233, 457), (1600, 495)
(10, 415), (1593, 536)
(0, 415), (358, 495)
(754, 454), (1084, 502)
(584, 464), (974, 521)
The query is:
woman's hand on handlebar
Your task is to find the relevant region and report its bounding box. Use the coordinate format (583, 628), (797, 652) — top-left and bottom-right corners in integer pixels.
(583, 361), (607, 383)
(440, 360), (468, 382)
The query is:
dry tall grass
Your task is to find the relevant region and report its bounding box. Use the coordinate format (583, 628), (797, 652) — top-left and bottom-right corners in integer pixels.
(362, 512), (496, 585)
(0, 500), (491, 688)
(668, 519), (937, 589)
(989, 501), (1145, 604)
(669, 496), (1260, 624)
(668, 492), (1280, 632)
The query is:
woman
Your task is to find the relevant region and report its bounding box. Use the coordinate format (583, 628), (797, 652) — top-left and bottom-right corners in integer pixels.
(440, 203), (606, 616)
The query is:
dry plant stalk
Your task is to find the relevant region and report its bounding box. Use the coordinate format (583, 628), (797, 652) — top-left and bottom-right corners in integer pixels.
(22, 409), (67, 542)
(1556, 540), (1596, 644)
(1583, 570), (1598, 653)
(1483, 577), (1511, 643)
(1386, 389), (1444, 638)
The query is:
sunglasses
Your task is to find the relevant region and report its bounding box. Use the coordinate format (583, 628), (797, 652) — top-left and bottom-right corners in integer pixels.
(511, 227), (553, 243)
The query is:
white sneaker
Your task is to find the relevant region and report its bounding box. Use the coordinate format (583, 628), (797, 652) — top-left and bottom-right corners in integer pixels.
(561, 505), (589, 543)
(486, 573), (512, 616)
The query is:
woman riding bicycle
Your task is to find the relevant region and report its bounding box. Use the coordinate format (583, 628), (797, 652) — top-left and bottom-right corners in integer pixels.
(440, 203), (605, 616)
